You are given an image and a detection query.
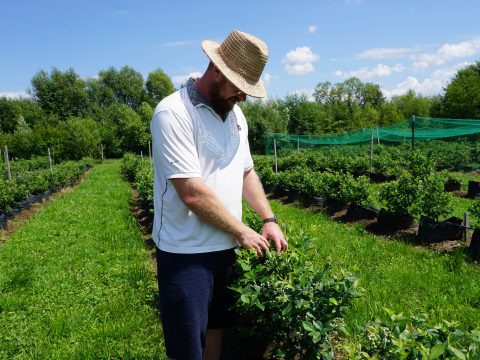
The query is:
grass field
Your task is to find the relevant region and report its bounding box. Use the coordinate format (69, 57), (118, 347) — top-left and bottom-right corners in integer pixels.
(270, 200), (480, 336)
(0, 161), (165, 359)
(1, 159), (479, 358)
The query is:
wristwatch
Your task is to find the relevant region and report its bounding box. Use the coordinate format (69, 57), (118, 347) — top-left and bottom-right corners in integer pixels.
(262, 215), (278, 224)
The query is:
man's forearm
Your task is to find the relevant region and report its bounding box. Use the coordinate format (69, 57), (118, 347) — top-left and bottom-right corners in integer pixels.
(242, 169), (274, 219)
(171, 177), (246, 237)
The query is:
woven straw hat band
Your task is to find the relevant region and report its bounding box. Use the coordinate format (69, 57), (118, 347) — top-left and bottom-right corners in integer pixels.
(217, 30), (268, 83)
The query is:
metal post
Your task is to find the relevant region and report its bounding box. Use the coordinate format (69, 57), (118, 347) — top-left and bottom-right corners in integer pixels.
(273, 139), (278, 174)
(4, 145), (11, 181)
(101, 144), (104, 163)
(140, 151), (144, 161)
(370, 133), (373, 175)
(411, 115), (415, 149)
(464, 212), (470, 243)
(376, 126), (380, 145)
(48, 148), (53, 174)
(297, 136), (300, 153)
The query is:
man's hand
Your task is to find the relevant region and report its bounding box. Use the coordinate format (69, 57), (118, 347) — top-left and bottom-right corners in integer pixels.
(262, 222), (288, 253)
(237, 225), (270, 256)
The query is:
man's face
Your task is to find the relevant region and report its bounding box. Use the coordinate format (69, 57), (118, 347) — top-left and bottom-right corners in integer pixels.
(210, 71), (247, 116)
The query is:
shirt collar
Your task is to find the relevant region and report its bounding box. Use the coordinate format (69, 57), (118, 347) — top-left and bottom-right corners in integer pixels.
(186, 78), (210, 107)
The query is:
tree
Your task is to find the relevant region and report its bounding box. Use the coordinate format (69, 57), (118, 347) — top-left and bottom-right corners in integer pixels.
(30, 68), (90, 119)
(98, 66), (146, 109)
(145, 68), (175, 107)
(0, 97), (21, 133)
(240, 99), (288, 154)
(390, 90), (433, 118)
(441, 61), (480, 119)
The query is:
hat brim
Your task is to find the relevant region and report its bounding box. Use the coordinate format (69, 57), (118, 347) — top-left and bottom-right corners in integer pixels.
(201, 40), (266, 98)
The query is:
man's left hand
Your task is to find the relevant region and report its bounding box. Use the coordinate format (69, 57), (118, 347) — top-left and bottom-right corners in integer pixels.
(262, 222), (288, 253)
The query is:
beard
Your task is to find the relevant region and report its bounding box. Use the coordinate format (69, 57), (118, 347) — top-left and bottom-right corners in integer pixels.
(209, 79), (237, 117)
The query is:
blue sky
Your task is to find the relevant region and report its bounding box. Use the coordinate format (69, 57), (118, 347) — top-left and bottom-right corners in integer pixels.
(1, 0), (479, 100)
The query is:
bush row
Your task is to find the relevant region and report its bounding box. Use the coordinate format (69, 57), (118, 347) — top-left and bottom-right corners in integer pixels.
(122, 153), (153, 212)
(0, 158), (94, 214)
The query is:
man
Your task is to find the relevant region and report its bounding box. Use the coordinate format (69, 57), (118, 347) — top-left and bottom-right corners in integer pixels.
(150, 30), (287, 360)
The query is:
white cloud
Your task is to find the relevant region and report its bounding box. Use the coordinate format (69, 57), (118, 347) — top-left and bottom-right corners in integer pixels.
(163, 40), (193, 47)
(382, 62), (471, 98)
(356, 47), (416, 60)
(0, 91), (29, 99)
(282, 47), (320, 75)
(308, 25), (318, 34)
(412, 36), (480, 71)
(287, 88), (315, 101)
(334, 63), (405, 79)
(262, 73), (272, 87)
(172, 71), (202, 85)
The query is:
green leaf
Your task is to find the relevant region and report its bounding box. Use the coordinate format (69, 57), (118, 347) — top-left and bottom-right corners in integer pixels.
(302, 321), (315, 332)
(240, 294), (250, 304)
(448, 346), (466, 360)
(429, 343), (446, 359)
(281, 303), (292, 316)
(328, 297), (338, 305)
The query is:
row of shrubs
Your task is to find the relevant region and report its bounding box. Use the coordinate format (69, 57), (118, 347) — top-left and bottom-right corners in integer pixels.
(0, 157), (94, 214)
(122, 153), (153, 211)
(256, 154), (458, 224)
(273, 140), (480, 179)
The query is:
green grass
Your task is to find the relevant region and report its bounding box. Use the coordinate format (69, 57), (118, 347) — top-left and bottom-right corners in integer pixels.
(0, 160), (165, 359)
(270, 200), (480, 336)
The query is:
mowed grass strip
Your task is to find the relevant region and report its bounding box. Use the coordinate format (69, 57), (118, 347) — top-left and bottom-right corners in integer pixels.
(0, 160), (165, 359)
(270, 200), (480, 335)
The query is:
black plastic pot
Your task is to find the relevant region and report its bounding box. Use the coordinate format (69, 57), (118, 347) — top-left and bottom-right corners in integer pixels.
(345, 204), (379, 221)
(467, 181), (480, 199)
(312, 196), (327, 207)
(220, 327), (269, 360)
(416, 216), (464, 243)
(272, 186), (288, 199)
(286, 190), (300, 203)
(369, 173), (397, 183)
(325, 198), (349, 215)
(444, 180), (461, 192)
(376, 209), (415, 230)
(300, 192), (313, 207)
(469, 228), (480, 260)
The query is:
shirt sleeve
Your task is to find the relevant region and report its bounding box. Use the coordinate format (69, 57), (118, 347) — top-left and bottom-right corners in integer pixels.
(151, 108), (201, 179)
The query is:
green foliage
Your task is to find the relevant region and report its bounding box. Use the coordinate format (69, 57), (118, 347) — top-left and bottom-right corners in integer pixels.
(390, 89), (433, 118)
(379, 173), (418, 215)
(30, 68), (90, 119)
(241, 99), (289, 154)
(145, 68), (175, 107)
(232, 209), (362, 359)
(122, 153), (153, 211)
(413, 176), (452, 222)
(349, 309), (480, 359)
(441, 61), (480, 119)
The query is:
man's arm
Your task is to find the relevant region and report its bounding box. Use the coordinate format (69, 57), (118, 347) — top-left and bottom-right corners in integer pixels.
(242, 168), (287, 252)
(171, 177), (270, 256)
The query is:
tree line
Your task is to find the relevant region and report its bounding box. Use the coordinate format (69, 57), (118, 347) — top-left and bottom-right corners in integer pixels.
(1, 61), (479, 158)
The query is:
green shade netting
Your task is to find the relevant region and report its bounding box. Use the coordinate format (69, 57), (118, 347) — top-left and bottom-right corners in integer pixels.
(265, 116), (480, 154)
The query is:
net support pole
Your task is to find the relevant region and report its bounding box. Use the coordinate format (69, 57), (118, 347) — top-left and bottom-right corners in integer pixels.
(48, 148), (53, 174)
(297, 136), (299, 153)
(273, 138), (278, 174)
(411, 115), (415, 149)
(464, 212), (469, 243)
(370, 133), (373, 175)
(140, 151), (143, 161)
(4, 145), (11, 181)
(376, 126), (380, 145)
(101, 144), (104, 163)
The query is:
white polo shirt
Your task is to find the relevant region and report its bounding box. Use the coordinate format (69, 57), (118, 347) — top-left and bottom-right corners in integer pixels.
(150, 81), (253, 253)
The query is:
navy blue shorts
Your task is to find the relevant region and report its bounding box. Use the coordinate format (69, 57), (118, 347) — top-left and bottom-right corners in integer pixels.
(155, 247), (237, 360)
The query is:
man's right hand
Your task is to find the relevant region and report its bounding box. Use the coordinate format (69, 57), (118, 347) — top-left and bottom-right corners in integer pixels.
(237, 225), (270, 256)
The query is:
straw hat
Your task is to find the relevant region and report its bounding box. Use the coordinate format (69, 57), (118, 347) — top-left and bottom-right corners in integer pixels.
(201, 30), (269, 98)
